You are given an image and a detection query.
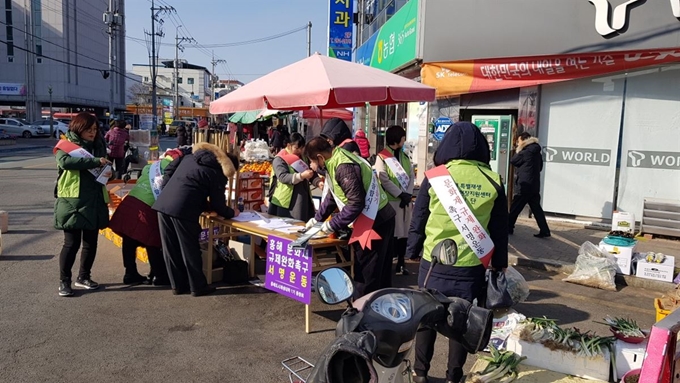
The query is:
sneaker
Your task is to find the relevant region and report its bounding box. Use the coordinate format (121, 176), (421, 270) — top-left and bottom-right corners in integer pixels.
(412, 375), (429, 383)
(59, 281), (74, 297)
(395, 267), (411, 276)
(75, 278), (100, 290)
(534, 232), (551, 238)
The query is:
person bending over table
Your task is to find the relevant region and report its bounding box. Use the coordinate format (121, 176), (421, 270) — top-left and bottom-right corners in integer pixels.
(304, 137), (395, 298)
(152, 142), (240, 297)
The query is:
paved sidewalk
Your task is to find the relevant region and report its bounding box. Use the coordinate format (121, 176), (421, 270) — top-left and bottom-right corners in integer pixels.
(511, 217), (680, 292)
(0, 138), (54, 154)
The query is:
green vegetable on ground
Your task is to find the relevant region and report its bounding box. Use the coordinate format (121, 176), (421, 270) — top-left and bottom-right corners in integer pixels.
(470, 345), (526, 383)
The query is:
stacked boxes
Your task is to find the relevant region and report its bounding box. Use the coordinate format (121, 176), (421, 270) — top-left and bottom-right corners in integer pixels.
(239, 172), (265, 212)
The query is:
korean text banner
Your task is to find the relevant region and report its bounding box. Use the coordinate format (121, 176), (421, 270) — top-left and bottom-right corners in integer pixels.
(328, 0), (354, 62)
(355, 0), (418, 72)
(265, 235), (313, 305)
(421, 48), (680, 98)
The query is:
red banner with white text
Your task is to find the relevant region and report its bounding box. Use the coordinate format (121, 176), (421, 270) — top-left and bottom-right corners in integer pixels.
(421, 48), (680, 98)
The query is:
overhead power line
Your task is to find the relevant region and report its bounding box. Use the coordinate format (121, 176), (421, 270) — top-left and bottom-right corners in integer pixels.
(0, 39), (142, 84)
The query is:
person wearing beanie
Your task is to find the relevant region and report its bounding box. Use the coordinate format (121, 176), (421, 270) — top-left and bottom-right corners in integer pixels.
(107, 146), (192, 286)
(152, 142), (240, 297)
(319, 117), (360, 155)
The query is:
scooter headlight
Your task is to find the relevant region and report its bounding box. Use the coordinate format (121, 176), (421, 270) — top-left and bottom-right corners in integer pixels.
(370, 293), (412, 324)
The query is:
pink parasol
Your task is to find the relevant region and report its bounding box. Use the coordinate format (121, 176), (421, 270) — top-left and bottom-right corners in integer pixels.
(209, 53), (435, 114)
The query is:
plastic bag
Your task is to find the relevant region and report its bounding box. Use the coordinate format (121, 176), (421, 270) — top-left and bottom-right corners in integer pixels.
(564, 241), (617, 291)
(505, 266), (530, 305)
(486, 270), (514, 309)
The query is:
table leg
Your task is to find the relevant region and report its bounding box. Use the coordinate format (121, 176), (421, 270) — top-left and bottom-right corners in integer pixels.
(206, 220), (214, 284)
(305, 303), (311, 334)
(249, 234), (256, 278)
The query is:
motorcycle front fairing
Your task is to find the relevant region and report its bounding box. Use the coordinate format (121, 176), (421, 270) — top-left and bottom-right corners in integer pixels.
(337, 288), (447, 369)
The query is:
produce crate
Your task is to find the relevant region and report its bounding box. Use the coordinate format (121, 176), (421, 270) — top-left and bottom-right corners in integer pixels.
(506, 335), (610, 381)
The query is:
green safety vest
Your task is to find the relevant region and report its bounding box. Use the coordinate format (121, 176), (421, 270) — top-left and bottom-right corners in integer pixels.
(423, 160), (501, 266)
(378, 147), (412, 201)
(127, 156), (173, 207)
(270, 163), (295, 209)
(325, 147), (388, 211)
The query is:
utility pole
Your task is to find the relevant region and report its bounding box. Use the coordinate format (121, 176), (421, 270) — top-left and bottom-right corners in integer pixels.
(104, 0), (121, 121)
(210, 51), (226, 123)
(148, 1), (174, 129)
(48, 86), (53, 138)
(174, 27), (194, 120)
(307, 21), (312, 57)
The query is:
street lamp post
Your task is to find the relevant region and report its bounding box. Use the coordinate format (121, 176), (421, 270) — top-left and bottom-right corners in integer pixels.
(48, 86), (53, 138)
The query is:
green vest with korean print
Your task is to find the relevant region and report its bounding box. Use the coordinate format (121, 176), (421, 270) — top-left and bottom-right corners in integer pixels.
(423, 160), (501, 266)
(378, 147), (412, 202)
(325, 147), (388, 211)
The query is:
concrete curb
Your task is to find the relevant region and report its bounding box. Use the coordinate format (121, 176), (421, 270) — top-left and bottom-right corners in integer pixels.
(509, 254), (675, 294)
(0, 145), (52, 154)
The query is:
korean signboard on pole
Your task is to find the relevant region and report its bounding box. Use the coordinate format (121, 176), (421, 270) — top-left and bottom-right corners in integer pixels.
(328, 0), (353, 62)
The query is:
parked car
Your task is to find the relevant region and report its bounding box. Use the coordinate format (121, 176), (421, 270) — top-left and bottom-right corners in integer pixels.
(0, 118), (49, 138)
(30, 119), (70, 138)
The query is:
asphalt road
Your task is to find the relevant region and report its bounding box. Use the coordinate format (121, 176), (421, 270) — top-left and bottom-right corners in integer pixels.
(0, 149), (659, 383)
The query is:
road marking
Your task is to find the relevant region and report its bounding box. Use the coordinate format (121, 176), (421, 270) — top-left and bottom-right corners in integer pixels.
(528, 284), (656, 315)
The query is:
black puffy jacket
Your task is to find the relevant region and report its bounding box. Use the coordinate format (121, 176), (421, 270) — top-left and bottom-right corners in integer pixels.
(510, 137), (543, 196)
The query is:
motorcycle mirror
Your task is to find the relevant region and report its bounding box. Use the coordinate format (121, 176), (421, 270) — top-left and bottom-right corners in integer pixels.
(433, 239), (458, 266)
(423, 239), (459, 289)
(316, 267), (354, 305)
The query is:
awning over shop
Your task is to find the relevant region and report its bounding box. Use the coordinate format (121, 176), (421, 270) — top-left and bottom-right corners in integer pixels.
(421, 47), (680, 98)
(228, 111), (260, 124)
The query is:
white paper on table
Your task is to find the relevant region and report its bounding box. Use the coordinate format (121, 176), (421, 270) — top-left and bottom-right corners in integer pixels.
(258, 219), (294, 230)
(274, 226), (304, 234)
(230, 212), (261, 222)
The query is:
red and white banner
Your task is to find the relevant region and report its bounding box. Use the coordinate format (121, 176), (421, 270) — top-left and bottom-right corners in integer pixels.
(422, 47), (680, 97)
(54, 140), (112, 185)
(276, 149), (309, 173)
(379, 149), (410, 191)
(425, 165), (494, 268)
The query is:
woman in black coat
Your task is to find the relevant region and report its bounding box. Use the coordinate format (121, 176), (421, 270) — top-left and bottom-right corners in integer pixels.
(152, 142), (239, 297)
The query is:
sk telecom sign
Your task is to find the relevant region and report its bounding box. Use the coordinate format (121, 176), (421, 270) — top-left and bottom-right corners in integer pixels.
(588, 0), (680, 37)
(627, 150), (680, 170)
(543, 147), (612, 166)
(328, 0), (354, 62)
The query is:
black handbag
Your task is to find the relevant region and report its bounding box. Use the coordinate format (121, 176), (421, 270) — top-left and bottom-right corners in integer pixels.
(485, 270), (514, 309)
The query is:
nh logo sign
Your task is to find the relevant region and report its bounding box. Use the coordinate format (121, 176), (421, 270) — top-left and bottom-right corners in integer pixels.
(588, 0), (680, 36)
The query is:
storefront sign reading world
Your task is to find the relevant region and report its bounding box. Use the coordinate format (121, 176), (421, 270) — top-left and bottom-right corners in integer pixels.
(543, 147), (612, 166)
(265, 235), (312, 305)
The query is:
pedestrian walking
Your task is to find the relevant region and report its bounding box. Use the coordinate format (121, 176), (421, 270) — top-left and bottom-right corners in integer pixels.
(508, 132), (551, 238)
(176, 122), (190, 147)
(54, 112), (112, 297)
(104, 119), (130, 179)
(374, 126), (414, 276)
(268, 133), (316, 222)
(152, 142), (239, 297)
(305, 137), (396, 298)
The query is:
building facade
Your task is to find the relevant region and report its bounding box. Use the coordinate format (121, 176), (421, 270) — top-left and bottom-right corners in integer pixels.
(0, 0), (126, 120)
(355, 0), (680, 222)
(132, 60), (211, 110)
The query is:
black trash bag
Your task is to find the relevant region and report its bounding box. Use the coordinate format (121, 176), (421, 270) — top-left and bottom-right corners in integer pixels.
(307, 331), (378, 383)
(485, 270), (514, 309)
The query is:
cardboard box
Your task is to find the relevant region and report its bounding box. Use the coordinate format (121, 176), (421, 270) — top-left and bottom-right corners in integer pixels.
(245, 201), (263, 211)
(614, 339), (647, 378)
(239, 177), (263, 190)
(612, 211), (635, 233)
(635, 255), (675, 282)
(599, 241), (636, 275)
(506, 334), (610, 381)
(239, 189), (264, 202)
